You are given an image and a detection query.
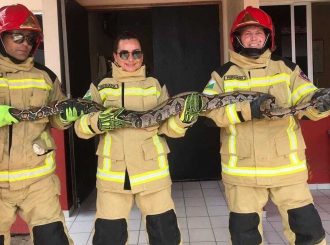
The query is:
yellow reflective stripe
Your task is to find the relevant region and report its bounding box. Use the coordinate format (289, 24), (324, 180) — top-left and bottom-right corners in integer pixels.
(102, 158), (111, 171)
(101, 133), (112, 173)
(99, 88), (121, 101)
(99, 87), (160, 101)
(289, 152), (300, 165)
(125, 87), (160, 97)
(291, 83), (317, 105)
(168, 117), (186, 135)
(228, 156), (238, 168)
(152, 135), (167, 169)
(222, 161), (306, 177)
(0, 152), (55, 182)
(0, 78), (51, 90)
(96, 168), (125, 183)
(286, 86), (292, 105)
(103, 133), (111, 158)
(286, 117), (301, 165)
(224, 73), (290, 91)
(226, 104), (241, 124)
(96, 166), (170, 185)
(80, 115), (94, 135)
(287, 117), (298, 151)
(202, 89), (219, 95)
(130, 167), (170, 186)
(228, 125), (237, 167)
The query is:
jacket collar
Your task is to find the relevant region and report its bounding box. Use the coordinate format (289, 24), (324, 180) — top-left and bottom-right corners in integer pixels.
(229, 49), (272, 69)
(112, 62), (146, 83)
(0, 55), (34, 73)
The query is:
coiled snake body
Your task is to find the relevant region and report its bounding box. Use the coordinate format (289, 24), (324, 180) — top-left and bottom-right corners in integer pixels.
(8, 90), (324, 128)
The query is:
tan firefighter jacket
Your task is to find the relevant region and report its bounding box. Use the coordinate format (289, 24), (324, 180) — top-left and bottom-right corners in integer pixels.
(0, 55), (70, 190)
(202, 49), (330, 187)
(75, 63), (188, 194)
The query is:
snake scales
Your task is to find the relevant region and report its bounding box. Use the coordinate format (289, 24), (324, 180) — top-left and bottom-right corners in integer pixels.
(8, 90), (324, 128)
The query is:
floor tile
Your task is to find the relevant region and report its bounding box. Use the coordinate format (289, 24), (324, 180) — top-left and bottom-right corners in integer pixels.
(33, 180), (330, 245)
(189, 228), (215, 242)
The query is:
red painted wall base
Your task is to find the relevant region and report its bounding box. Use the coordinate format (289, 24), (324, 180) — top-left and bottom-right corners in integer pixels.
(301, 117), (330, 183)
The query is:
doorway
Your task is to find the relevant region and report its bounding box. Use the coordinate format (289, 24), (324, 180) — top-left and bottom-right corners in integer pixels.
(89, 4), (222, 181)
(62, 2), (222, 208)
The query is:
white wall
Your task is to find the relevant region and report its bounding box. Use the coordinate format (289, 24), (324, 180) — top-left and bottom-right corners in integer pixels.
(1, 0), (62, 82)
(1, 0), (42, 11)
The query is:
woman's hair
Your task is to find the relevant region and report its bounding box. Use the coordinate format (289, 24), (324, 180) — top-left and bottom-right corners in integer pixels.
(113, 31), (142, 53)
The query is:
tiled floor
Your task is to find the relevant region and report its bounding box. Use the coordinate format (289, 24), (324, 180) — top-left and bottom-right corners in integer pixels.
(65, 181), (330, 245)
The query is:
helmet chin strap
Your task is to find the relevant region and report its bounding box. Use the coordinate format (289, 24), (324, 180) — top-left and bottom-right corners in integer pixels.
(236, 34), (270, 58)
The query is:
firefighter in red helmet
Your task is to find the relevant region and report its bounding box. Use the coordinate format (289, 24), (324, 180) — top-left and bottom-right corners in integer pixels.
(202, 6), (330, 245)
(0, 4), (82, 245)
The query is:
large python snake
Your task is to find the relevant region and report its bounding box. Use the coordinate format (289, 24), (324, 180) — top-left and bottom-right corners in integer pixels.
(8, 90), (327, 128)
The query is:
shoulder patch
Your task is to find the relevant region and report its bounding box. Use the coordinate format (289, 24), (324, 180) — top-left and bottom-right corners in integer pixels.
(298, 70), (311, 82)
(34, 62), (57, 82)
(271, 53), (297, 71)
(215, 62), (235, 77)
(223, 75), (247, 80)
(205, 79), (216, 89)
(98, 83), (119, 90)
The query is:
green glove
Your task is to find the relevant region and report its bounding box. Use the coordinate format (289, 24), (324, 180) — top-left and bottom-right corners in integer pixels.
(180, 93), (203, 123)
(0, 105), (19, 127)
(60, 101), (85, 122)
(60, 107), (83, 122)
(97, 107), (128, 131)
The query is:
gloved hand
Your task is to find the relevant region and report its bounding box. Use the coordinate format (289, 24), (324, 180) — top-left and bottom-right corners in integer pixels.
(180, 93), (204, 123)
(60, 100), (85, 122)
(311, 88), (330, 112)
(0, 105), (19, 127)
(97, 107), (128, 131)
(250, 93), (274, 119)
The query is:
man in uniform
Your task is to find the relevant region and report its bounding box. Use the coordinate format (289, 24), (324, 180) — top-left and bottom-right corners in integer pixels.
(202, 6), (330, 245)
(0, 4), (81, 245)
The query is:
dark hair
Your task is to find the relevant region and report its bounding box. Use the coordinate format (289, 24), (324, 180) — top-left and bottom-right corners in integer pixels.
(113, 31), (142, 53)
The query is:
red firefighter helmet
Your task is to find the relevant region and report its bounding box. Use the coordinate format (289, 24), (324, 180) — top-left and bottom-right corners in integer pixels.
(0, 4), (43, 54)
(230, 6), (275, 52)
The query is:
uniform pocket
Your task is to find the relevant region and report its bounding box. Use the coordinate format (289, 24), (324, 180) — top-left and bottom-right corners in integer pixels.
(0, 142), (4, 162)
(143, 90), (158, 111)
(220, 137), (251, 159)
(269, 82), (291, 108)
(141, 136), (170, 160)
(104, 95), (120, 108)
(51, 174), (61, 196)
(32, 131), (56, 155)
(275, 132), (306, 156)
(29, 89), (49, 107)
(96, 133), (124, 160)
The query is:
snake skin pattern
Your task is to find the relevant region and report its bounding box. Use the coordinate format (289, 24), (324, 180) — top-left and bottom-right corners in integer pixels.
(8, 90), (328, 128)
(9, 98), (105, 121)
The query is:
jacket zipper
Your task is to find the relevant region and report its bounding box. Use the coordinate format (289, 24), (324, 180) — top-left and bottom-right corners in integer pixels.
(8, 82), (12, 157)
(121, 83), (125, 107)
(121, 82), (131, 190)
(8, 125), (12, 157)
(248, 70), (257, 167)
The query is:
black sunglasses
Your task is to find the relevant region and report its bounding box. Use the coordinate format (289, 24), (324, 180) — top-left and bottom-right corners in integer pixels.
(6, 32), (38, 46)
(117, 49), (143, 60)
